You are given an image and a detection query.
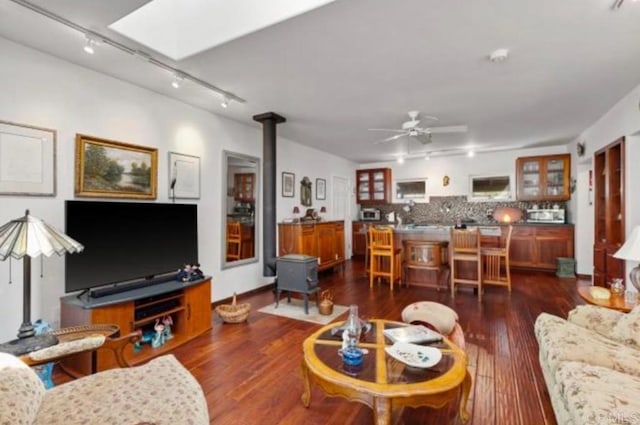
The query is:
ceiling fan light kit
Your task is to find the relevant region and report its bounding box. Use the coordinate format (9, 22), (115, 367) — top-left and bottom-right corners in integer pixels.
(370, 111), (468, 144)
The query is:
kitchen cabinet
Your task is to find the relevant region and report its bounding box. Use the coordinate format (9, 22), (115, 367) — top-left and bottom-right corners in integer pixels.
(278, 221), (345, 271)
(356, 168), (392, 204)
(593, 138), (625, 287)
(509, 225), (574, 271)
(234, 173), (255, 202)
(516, 154), (570, 201)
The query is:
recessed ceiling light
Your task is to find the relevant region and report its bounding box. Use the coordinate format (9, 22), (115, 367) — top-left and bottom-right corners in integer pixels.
(467, 150), (475, 158)
(489, 48), (509, 63)
(397, 156), (405, 164)
(424, 154), (430, 161)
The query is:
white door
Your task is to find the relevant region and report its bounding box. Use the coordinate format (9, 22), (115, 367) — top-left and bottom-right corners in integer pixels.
(332, 176), (351, 257)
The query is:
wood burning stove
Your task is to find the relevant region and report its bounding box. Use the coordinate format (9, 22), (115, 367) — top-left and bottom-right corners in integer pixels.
(276, 254), (320, 314)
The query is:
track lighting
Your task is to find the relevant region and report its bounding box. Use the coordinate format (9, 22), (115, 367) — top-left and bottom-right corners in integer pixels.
(83, 35), (97, 55)
(221, 96), (230, 108)
(171, 74), (183, 89)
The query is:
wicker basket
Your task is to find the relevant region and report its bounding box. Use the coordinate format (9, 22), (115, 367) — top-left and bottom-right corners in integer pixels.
(215, 293), (250, 323)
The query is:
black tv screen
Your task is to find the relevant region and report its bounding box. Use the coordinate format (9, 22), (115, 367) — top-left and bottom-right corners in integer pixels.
(65, 200), (198, 293)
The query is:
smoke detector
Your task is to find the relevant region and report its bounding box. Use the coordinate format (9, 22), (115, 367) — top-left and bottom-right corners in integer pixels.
(489, 48), (509, 63)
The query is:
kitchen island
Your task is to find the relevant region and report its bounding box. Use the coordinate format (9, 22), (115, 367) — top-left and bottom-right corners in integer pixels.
(353, 222), (575, 288)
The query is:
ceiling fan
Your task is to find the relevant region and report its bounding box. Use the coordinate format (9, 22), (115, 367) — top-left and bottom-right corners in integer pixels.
(370, 111), (467, 144)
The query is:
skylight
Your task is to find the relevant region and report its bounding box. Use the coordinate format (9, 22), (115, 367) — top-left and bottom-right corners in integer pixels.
(109, 0), (337, 61)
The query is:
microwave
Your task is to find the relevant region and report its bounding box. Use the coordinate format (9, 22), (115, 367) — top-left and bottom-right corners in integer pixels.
(526, 209), (565, 224)
(360, 208), (381, 221)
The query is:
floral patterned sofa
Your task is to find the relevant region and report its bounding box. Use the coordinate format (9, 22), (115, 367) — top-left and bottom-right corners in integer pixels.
(535, 304), (640, 425)
(0, 352), (209, 425)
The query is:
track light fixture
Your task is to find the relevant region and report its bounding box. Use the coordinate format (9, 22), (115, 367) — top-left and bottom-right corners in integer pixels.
(221, 96), (230, 108)
(11, 0), (246, 105)
(171, 74), (184, 89)
(83, 35), (97, 55)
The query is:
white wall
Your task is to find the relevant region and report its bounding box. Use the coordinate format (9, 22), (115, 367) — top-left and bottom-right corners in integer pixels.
(0, 37), (356, 341)
(569, 84), (640, 277)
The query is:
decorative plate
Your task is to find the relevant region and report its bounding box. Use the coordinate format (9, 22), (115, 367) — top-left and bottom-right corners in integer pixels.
(385, 342), (442, 368)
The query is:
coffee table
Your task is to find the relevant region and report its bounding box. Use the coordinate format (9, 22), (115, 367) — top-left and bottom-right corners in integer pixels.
(301, 319), (471, 425)
(577, 285), (636, 313)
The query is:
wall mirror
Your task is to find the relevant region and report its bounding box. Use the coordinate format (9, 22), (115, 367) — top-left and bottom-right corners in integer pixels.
(222, 151), (260, 269)
(394, 178), (428, 202)
(469, 174), (513, 201)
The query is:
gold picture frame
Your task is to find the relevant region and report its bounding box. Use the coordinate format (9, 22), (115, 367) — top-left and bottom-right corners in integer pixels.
(75, 134), (158, 199)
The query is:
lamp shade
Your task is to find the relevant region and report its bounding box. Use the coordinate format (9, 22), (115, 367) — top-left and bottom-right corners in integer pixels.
(614, 226), (640, 261)
(292, 206), (300, 214)
(492, 207), (523, 224)
(0, 210), (84, 260)
(320, 207), (327, 213)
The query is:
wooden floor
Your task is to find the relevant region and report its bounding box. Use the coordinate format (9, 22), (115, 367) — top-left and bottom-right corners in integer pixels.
(55, 260), (587, 424)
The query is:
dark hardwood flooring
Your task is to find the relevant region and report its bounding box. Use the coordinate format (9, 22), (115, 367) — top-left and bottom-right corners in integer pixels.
(54, 260), (587, 424)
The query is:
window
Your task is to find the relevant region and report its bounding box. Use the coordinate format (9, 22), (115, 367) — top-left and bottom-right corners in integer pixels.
(469, 174), (513, 201)
(395, 179), (427, 202)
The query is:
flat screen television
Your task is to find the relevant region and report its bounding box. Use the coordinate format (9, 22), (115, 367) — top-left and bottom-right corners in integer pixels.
(65, 200), (198, 295)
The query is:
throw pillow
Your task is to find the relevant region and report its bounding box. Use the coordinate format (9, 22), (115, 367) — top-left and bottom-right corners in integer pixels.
(611, 305), (640, 347)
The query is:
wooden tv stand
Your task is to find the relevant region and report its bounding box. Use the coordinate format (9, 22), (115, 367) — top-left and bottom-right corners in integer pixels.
(60, 277), (212, 376)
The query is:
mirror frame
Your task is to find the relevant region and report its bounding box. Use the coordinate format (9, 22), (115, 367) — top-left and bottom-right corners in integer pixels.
(222, 150), (260, 269)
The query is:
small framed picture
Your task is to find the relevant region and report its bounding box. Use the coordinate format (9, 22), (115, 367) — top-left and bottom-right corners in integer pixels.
(169, 152), (200, 199)
(282, 172), (295, 197)
(316, 178), (326, 200)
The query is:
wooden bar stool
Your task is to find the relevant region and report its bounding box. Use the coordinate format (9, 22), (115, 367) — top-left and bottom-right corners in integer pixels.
(450, 227), (482, 302)
(226, 221), (242, 261)
(481, 225), (513, 292)
(369, 227), (402, 291)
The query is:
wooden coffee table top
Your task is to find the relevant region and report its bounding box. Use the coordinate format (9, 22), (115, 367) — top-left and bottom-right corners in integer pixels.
(577, 285), (636, 313)
(301, 319), (470, 424)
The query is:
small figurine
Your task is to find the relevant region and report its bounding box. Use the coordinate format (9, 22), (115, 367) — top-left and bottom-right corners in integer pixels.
(177, 264), (192, 282)
(151, 318), (165, 348)
(190, 263), (204, 279)
(162, 315), (173, 340)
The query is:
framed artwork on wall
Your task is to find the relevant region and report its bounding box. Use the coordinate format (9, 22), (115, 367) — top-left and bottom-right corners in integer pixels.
(316, 178), (326, 200)
(169, 152), (200, 199)
(75, 134), (158, 199)
(282, 172), (295, 197)
(0, 120), (56, 196)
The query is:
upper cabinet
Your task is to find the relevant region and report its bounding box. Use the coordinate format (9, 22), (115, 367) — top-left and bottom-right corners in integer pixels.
(234, 173), (255, 202)
(516, 154), (571, 201)
(356, 168), (392, 204)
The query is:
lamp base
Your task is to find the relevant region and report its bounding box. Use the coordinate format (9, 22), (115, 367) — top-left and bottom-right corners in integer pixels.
(0, 334), (59, 356)
(630, 265), (640, 294)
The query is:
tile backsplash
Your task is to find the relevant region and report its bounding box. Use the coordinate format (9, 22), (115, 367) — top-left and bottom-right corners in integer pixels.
(368, 196), (566, 225)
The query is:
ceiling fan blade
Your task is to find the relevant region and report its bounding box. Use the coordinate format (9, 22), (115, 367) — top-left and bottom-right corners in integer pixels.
(427, 125), (468, 134)
(373, 133), (406, 144)
(368, 128), (406, 133)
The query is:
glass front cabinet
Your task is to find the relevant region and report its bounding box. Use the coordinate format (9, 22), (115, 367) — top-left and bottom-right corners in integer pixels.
(516, 154), (570, 201)
(356, 168), (392, 204)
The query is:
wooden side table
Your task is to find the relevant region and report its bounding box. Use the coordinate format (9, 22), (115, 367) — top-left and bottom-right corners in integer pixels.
(577, 285), (636, 313)
(301, 319), (471, 424)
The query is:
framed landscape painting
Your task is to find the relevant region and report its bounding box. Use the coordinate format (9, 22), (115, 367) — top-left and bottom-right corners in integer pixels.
(282, 172), (295, 197)
(75, 134), (158, 199)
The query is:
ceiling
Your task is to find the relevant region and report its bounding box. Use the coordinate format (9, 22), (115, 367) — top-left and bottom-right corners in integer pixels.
(1, 0), (640, 163)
